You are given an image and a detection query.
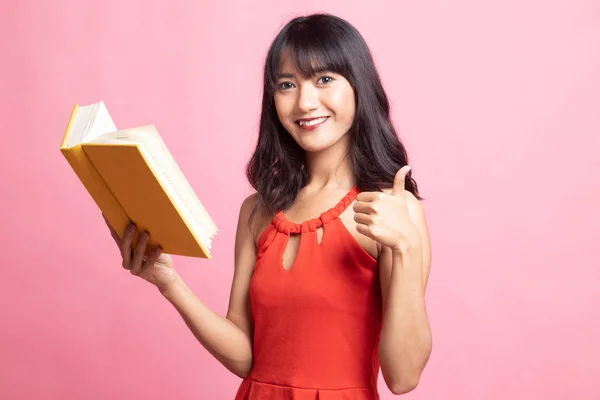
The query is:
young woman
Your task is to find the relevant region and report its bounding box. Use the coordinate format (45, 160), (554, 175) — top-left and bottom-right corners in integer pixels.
(105, 13), (432, 399)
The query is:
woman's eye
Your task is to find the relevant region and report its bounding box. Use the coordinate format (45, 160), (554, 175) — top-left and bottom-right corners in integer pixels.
(318, 76), (334, 84)
(279, 82), (294, 90)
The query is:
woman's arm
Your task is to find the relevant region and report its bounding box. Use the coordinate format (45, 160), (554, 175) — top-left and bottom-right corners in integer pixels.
(377, 192), (433, 394)
(160, 194), (260, 378)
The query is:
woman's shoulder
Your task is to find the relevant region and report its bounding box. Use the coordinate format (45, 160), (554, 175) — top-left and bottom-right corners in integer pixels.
(239, 192), (275, 246)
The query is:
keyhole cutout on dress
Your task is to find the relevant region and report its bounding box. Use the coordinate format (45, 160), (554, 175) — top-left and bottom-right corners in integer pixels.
(281, 227), (324, 271)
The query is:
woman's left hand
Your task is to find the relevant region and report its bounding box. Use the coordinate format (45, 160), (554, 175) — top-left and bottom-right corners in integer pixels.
(353, 166), (422, 253)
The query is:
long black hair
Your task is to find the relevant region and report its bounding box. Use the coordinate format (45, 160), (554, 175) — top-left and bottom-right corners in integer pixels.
(246, 13), (422, 217)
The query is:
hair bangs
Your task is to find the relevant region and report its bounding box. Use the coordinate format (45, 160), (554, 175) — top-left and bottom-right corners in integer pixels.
(266, 23), (352, 93)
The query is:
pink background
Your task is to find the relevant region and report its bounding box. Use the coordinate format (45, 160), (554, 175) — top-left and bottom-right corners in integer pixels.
(1, 0), (599, 399)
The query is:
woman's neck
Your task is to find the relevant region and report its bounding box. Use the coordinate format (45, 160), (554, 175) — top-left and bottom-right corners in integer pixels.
(305, 139), (354, 191)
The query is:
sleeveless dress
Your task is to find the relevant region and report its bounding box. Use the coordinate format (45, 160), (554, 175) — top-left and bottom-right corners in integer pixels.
(234, 187), (383, 400)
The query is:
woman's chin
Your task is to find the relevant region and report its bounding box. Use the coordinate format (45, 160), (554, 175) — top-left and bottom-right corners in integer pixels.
(297, 140), (332, 154)
(297, 134), (349, 155)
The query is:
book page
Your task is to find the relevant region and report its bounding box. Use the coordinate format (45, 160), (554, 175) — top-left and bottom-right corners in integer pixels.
(66, 104), (97, 147)
(66, 101), (118, 148)
(83, 101), (117, 143)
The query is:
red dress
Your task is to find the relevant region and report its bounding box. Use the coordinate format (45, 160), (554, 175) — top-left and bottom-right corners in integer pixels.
(234, 187), (383, 400)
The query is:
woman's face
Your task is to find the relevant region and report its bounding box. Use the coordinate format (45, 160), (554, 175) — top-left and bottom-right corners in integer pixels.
(274, 55), (356, 154)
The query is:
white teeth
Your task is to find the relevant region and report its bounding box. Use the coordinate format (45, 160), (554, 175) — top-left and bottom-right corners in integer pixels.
(299, 117), (328, 127)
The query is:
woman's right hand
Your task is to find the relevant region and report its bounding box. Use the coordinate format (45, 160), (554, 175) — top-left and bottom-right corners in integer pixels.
(103, 214), (177, 293)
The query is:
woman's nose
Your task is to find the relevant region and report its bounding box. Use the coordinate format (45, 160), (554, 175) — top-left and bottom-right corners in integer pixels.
(297, 84), (319, 112)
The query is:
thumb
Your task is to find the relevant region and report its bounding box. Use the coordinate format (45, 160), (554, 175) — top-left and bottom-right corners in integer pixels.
(392, 165), (411, 196)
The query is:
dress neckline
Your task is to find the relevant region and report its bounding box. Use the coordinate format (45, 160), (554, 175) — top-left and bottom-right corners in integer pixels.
(272, 186), (360, 234)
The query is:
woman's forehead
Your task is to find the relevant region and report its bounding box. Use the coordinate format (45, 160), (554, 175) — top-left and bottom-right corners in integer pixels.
(277, 51), (329, 79)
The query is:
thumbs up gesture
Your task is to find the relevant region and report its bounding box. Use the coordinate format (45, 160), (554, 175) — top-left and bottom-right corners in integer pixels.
(353, 166), (421, 253)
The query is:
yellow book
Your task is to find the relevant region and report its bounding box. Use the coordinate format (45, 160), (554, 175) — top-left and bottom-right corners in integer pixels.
(59, 101), (218, 258)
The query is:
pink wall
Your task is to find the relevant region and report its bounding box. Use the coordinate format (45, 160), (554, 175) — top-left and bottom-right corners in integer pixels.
(1, 0), (598, 399)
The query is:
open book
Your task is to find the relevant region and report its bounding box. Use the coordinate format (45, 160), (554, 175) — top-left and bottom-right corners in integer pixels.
(60, 101), (218, 258)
